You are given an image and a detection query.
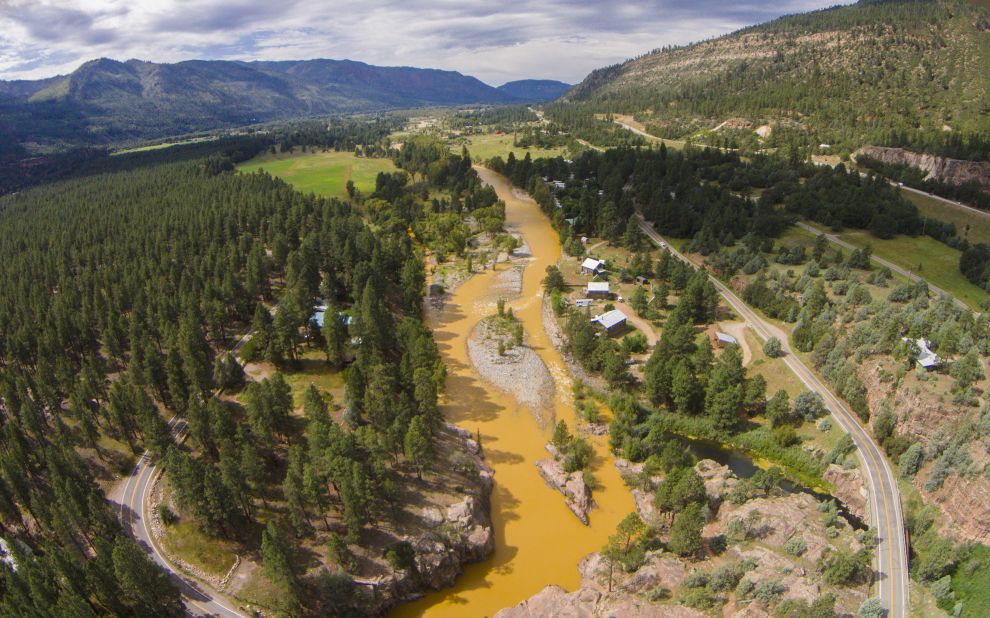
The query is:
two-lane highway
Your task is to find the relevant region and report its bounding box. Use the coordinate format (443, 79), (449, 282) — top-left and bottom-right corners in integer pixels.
(636, 215), (910, 617)
(111, 419), (248, 618)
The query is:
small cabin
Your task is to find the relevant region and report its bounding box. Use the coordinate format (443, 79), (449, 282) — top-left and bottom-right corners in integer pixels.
(635, 275), (651, 286)
(581, 258), (605, 275)
(586, 281), (611, 299)
(592, 309), (628, 335)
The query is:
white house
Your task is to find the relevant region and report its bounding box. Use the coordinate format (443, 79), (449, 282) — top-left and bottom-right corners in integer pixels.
(592, 309), (628, 335)
(551, 180), (566, 190)
(903, 337), (941, 369)
(581, 257), (605, 275)
(586, 281), (611, 299)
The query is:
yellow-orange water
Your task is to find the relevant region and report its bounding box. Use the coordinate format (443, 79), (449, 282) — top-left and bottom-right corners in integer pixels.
(392, 168), (635, 617)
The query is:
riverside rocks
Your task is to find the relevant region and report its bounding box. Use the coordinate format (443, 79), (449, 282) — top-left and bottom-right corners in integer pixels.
(374, 423), (496, 611)
(823, 464), (868, 523)
(536, 454), (594, 525)
(502, 456), (872, 617)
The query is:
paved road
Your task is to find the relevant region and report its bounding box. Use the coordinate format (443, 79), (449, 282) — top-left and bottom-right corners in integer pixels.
(110, 419), (249, 617)
(897, 184), (990, 221)
(794, 221), (971, 312)
(636, 215), (910, 617)
(110, 325), (265, 617)
(614, 119), (660, 142)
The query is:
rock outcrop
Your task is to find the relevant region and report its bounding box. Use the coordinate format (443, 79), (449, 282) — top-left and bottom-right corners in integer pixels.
(374, 424), (496, 612)
(823, 464), (868, 523)
(856, 146), (990, 189)
(924, 471), (990, 544)
(536, 455), (594, 524)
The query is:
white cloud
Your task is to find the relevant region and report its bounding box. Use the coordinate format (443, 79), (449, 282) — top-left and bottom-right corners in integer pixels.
(0, 0), (853, 83)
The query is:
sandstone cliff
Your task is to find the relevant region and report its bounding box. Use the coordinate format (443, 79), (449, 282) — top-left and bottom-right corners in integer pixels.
(856, 146), (990, 189)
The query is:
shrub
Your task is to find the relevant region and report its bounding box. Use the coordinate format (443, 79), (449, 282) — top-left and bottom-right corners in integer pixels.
(647, 586), (671, 601)
(783, 536), (807, 557)
(564, 437), (594, 473)
(156, 504), (177, 526)
(735, 578), (756, 598)
(857, 597), (884, 618)
(709, 563), (744, 592)
(762, 336), (782, 358)
(754, 579), (786, 605)
(899, 442), (925, 477)
(684, 569), (709, 589)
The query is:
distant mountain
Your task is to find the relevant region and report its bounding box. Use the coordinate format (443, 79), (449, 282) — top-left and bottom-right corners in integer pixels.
(0, 58), (521, 151)
(562, 0), (990, 158)
(497, 79), (571, 102)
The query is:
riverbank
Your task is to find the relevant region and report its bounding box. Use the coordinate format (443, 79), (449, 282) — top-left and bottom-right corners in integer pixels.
(392, 168), (636, 617)
(499, 459), (872, 617)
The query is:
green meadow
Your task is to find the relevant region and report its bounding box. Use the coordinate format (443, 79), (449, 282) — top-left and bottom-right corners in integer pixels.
(237, 149), (398, 199)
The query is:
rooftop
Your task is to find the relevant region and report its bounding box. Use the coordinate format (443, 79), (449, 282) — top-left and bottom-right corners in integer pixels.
(587, 281), (610, 293)
(592, 309), (628, 330)
(582, 257), (604, 271)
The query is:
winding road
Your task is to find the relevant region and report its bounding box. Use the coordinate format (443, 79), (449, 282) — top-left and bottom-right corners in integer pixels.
(636, 215), (910, 617)
(110, 327), (264, 617)
(110, 421), (249, 618)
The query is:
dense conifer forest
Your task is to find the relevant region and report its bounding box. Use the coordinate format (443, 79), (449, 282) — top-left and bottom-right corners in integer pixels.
(0, 123), (497, 614)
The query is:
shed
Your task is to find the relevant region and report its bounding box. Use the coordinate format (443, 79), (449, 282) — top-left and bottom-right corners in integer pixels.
(592, 309), (628, 335)
(586, 281), (611, 299)
(635, 275), (651, 286)
(581, 258), (605, 275)
(715, 332), (738, 347)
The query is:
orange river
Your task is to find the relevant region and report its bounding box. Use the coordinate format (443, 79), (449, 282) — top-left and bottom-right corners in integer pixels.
(392, 168), (636, 617)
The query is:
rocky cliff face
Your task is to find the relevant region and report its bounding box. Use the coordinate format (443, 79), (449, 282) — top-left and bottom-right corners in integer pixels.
(856, 146), (990, 189)
(858, 356), (990, 544)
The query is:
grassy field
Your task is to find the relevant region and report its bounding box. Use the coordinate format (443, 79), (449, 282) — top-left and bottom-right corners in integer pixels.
(452, 133), (567, 162)
(838, 230), (987, 309)
(237, 150), (398, 200)
(111, 136), (218, 156)
(901, 189), (990, 244)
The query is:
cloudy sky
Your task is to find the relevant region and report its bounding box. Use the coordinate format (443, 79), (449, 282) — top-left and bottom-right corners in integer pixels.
(0, 1), (851, 84)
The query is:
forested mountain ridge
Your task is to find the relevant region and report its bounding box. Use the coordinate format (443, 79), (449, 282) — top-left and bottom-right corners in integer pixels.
(561, 0), (990, 158)
(496, 79), (572, 102)
(0, 57), (520, 153)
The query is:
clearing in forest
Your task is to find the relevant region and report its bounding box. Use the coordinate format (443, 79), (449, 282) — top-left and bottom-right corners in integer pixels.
(237, 149), (398, 200)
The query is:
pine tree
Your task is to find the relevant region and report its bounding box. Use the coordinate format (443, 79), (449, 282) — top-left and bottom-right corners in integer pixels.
(404, 416), (433, 479)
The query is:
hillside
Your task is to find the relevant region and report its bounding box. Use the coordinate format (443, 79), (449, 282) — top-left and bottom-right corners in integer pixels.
(0, 57), (521, 151)
(561, 0), (990, 159)
(497, 79), (571, 102)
